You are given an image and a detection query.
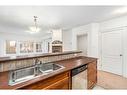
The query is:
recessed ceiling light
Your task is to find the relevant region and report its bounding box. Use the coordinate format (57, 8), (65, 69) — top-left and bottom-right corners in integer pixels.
(113, 7), (127, 14)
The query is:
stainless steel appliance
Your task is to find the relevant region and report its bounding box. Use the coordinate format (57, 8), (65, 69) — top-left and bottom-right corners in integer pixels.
(71, 65), (87, 89)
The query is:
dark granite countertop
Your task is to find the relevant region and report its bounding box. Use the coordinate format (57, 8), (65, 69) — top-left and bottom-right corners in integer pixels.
(0, 56), (97, 89)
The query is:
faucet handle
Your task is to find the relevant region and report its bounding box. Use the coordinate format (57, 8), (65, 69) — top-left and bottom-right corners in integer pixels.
(11, 71), (16, 82)
(40, 61), (42, 64)
(33, 58), (40, 64)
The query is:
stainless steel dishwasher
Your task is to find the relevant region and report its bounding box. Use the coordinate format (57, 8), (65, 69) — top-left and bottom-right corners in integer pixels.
(71, 64), (87, 89)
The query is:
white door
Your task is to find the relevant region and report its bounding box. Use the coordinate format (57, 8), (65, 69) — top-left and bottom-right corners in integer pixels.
(101, 30), (123, 75)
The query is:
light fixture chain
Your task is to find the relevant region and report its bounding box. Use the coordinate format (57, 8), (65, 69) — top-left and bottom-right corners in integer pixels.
(34, 16), (38, 32)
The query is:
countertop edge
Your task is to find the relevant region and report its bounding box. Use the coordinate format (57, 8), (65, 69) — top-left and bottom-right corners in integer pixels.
(0, 51), (82, 63)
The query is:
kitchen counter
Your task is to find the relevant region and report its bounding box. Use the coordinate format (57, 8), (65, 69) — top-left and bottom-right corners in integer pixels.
(0, 51), (81, 62)
(0, 56), (97, 89)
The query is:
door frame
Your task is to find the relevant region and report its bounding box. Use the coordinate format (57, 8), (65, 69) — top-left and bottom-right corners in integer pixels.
(76, 33), (88, 56)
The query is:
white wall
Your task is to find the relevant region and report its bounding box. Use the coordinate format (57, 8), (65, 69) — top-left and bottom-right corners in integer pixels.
(72, 23), (99, 58)
(88, 23), (100, 58)
(52, 29), (62, 41)
(62, 29), (72, 51)
(72, 24), (91, 51)
(70, 23), (100, 69)
(100, 15), (127, 31)
(0, 32), (41, 41)
(77, 34), (87, 55)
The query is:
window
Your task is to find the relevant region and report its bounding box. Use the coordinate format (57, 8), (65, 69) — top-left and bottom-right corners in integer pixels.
(6, 40), (16, 54)
(36, 42), (42, 52)
(5, 40), (44, 55)
(19, 41), (34, 53)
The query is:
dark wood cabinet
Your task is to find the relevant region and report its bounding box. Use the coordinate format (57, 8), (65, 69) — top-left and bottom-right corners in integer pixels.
(44, 77), (69, 89)
(20, 71), (71, 90)
(87, 61), (97, 89)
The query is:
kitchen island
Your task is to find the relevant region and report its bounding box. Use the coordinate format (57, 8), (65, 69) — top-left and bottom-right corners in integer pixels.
(0, 51), (97, 89)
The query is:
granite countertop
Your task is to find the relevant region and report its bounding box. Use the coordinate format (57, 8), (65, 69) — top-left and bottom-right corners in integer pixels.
(0, 56), (97, 89)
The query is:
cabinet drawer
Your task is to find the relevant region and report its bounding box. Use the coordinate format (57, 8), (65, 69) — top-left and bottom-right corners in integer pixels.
(44, 77), (69, 90)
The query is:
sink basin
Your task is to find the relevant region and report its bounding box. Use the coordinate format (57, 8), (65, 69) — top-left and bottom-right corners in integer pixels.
(9, 66), (36, 85)
(39, 63), (65, 73)
(9, 63), (64, 85)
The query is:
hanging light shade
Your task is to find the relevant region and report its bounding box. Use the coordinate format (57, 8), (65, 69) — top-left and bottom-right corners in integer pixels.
(29, 26), (40, 33)
(27, 16), (40, 34)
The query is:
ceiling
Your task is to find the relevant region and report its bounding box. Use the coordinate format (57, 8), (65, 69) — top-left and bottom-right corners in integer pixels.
(0, 6), (127, 36)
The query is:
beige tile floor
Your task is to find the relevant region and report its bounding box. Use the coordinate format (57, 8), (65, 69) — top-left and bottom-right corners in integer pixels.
(93, 85), (105, 90)
(97, 70), (127, 89)
(72, 70), (127, 90)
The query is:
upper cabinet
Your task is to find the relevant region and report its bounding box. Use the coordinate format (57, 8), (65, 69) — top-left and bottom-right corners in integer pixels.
(6, 40), (16, 54)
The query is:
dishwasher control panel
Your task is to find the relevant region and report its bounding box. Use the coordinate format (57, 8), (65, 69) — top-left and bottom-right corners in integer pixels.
(71, 64), (87, 76)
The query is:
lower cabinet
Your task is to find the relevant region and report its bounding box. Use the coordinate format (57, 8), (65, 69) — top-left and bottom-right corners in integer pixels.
(87, 61), (97, 89)
(44, 77), (69, 89)
(20, 71), (71, 90)
(19, 61), (97, 90)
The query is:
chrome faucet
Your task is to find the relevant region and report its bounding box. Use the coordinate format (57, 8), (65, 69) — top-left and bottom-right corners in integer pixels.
(33, 58), (43, 76)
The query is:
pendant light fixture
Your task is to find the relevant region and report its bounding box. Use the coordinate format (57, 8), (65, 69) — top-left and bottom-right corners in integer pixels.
(27, 16), (40, 34)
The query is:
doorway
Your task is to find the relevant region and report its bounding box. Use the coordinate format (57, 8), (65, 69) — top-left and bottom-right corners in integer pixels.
(77, 34), (88, 56)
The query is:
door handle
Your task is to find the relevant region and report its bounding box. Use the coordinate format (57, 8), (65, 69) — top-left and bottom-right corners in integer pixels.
(120, 54), (123, 56)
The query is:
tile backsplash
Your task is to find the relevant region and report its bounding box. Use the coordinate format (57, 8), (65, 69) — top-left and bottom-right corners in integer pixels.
(0, 52), (82, 72)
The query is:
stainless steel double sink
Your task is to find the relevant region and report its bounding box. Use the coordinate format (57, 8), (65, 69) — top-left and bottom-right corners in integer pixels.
(9, 62), (65, 85)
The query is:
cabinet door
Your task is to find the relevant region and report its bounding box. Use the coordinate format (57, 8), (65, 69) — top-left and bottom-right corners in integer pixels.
(19, 71), (70, 90)
(44, 77), (69, 90)
(87, 61), (97, 89)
